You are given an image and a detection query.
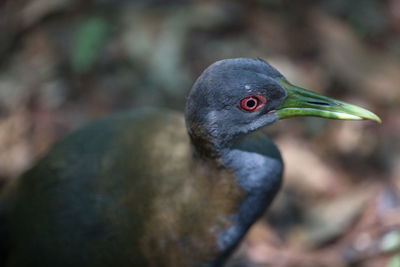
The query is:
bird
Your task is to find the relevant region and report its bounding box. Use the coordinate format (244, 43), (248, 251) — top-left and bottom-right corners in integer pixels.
(0, 58), (380, 267)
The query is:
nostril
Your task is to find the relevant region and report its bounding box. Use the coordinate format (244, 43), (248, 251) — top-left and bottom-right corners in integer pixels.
(307, 101), (330, 106)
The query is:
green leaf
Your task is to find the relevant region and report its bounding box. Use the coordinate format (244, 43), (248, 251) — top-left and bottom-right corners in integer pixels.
(381, 231), (400, 252)
(71, 17), (109, 73)
(388, 254), (400, 267)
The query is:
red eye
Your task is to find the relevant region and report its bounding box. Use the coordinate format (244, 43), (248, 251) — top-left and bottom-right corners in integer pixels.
(239, 95), (267, 112)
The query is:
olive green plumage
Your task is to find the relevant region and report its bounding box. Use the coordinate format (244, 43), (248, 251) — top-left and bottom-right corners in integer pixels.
(2, 109), (248, 267)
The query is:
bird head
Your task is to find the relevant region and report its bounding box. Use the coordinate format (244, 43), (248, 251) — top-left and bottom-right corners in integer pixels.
(185, 58), (380, 153)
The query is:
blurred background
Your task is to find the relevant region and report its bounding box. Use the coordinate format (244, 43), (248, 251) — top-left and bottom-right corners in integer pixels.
(0, 0), (399, 266)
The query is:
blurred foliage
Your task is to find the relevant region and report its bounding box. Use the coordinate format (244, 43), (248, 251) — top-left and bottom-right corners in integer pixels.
(0, 0), (399, 266)
(389, 254), (400, 267)
(71, 16), (110, 73)
(320, 0), (388, 36)
(381, 231), (400, 252)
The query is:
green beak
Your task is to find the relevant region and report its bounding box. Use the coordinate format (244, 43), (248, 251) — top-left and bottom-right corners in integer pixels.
(276, 79), (381, 123)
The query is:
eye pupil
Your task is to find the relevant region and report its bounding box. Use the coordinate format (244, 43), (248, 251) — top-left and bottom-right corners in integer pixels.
(246, 99), (256, 108)
(239, 95), (267, 112)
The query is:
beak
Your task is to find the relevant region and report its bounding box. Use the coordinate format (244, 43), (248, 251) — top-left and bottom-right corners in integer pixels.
(276, 79), (381, 123)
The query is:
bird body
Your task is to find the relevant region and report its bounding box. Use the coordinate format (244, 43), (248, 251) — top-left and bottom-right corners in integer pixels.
(0, 58), (380, 266)
(2, 109), (281, 266)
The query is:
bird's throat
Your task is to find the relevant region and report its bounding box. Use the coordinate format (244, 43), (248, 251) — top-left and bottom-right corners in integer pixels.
(209, 135), (283, 264)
